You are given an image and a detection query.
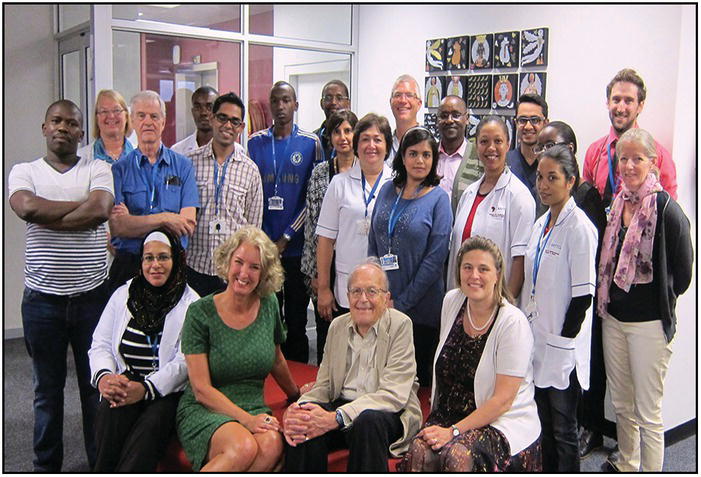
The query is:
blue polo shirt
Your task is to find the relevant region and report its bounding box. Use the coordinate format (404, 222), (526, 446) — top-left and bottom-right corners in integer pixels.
(248, 125), (320, 257)
(112, 144), (199, 254)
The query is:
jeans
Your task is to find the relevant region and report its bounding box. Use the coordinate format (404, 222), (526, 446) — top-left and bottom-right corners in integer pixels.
(534, 369), (581, 472)
(278, 256), (311, 364)
(21, 282), (110, 471)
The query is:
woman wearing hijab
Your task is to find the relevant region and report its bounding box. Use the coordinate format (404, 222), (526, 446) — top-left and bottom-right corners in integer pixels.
(89, 228), (199, 471)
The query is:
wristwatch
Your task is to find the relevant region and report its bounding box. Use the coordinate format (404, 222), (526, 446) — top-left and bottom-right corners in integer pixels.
(451, 424), (460, 437)
(282, 232), (292, 242)
(335, 409), (345, 429)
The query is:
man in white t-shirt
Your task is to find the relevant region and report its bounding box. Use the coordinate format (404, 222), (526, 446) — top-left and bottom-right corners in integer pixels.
(8, 100), (115, 472)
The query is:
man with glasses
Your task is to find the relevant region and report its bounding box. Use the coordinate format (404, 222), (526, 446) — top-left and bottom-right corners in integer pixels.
(9, 100), (114, 471)
(171, 86), (219, 156)
(314, 80), (350, 162)
(185, 92), (263, 296)
(283, 260), (421, 472)
(248, 81), (321, 364)
(435, 95), (483, 213)
(108, 90), (199, 292)
(507, 93), (549, 217)
(388, 74), (423, 165)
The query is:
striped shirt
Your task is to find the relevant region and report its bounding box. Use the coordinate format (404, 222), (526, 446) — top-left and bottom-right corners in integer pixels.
(187, 141), (264, 276)
(8, 156), (114, 295)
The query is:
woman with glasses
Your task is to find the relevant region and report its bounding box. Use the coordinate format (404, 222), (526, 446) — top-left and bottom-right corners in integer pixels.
(88, 228), (199, 471)
(521, 144), (597, 471)
(176, 226), (300, 471)
(398, 236), (541, 472)
(368, 127), (452, 386)
(301, 110), (360, 364)
(78, 89), (135, 165)
(448, 116), (535, 303)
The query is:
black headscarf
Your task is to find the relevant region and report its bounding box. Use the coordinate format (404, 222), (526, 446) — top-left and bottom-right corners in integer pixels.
(126, 228), (187, 336)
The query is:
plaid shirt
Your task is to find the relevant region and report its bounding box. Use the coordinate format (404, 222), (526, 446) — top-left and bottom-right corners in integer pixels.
(187, 141), (263, 275)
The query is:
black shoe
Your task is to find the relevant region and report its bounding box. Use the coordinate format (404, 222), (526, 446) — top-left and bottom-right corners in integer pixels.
(601, 459), (620, 472)
(578, 429), (603, 459)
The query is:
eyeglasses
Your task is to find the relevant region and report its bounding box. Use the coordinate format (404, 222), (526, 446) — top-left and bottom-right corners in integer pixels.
(437, 111), (465, 121)
(322, 94), (349, 103)
(214, 113), (243, 127)
(532, 142), (567, 155)
(391, 92), (419, 101)
(515, 116), (544, 126)
(96, 108), (125, 116)
(142, 254), (172, 264)
(348, 287), (387, 299)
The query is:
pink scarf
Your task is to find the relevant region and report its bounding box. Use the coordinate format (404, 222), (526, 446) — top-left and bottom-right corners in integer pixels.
(597, 172), (662, 317)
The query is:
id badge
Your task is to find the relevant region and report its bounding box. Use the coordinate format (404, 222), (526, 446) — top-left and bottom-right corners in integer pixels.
(209, 219), (230, 235)
(268, 196), (284, 210)
(380, 253), (399, 271)
(356, 218), (370, 236)
(525, 293), (537, 322)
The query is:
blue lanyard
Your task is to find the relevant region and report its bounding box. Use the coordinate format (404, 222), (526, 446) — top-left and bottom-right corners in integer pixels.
(145, 333), (161, 371)
(361, 170), (383, 218)
(387, 185), (423, 252)
(136, 151), (161, 210)
(532, 212), (554, 294)
(213, 156), (231, 216)
(271, 135), (291, 197)
(607, 142), (618, 196)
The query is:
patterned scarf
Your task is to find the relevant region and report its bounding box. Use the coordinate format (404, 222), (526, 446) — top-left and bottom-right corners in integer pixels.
(127, 229), (187, 335)
(597, 172), (662, 317)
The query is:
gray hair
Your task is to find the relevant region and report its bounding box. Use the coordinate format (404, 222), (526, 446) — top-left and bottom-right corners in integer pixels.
(391, 74), (421, 99)
(347, 257), (389, 291)
(130, 90), (166, 118)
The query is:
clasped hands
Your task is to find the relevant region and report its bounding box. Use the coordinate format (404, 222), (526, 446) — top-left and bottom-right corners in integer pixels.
(111, 203), (196, 237)
(282, 402), (338, 447)
(97, 373), (145, 408)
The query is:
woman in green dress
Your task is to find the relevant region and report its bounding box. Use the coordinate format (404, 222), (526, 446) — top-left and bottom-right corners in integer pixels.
(176, 226), (300, 471)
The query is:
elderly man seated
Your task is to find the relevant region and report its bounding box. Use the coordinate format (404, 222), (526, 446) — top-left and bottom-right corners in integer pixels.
(282, 259), (421, 472)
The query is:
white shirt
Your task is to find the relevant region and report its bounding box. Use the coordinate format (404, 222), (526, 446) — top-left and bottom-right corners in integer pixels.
(88, 281), (200, 396)
(436, 139), (468, 196)
(432, 289), (541, 455)
(340, 320), (380, 402)
(521, 197), (598, 390)
(316, 162), (393, 307)
(447, 167), (535, 291)
(170, 133), (201, 156)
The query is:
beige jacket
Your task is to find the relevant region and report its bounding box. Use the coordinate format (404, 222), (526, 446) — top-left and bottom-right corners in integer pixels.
(298, 308), (422, 456)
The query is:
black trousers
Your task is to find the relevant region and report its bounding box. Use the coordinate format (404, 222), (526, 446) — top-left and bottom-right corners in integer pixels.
(278, 256), (311, 364)
(94, 391), (182, 472)
(413, 322), (439, 387)
(107, 252), (141, 295)
(579, 311), (607, 435)
(185, 266), (226, 298)
(311, 299), (349, 365)
(534, 370), (581, 472)
(284, 400), (403, 473)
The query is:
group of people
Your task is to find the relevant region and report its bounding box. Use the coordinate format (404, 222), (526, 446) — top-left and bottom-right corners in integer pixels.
(8, 66), (691, 473)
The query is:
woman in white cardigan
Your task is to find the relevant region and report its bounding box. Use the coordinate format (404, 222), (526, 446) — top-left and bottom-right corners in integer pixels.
(399, 236), (541, 472)
(88, 229), (199, 471)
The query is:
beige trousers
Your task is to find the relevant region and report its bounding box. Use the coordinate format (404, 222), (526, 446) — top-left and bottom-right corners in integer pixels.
(602, 316), (673, 472)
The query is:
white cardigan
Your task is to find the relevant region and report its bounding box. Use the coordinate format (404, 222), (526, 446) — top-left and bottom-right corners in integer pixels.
(430, 288), (541, 455)
(88, 280), (200, 396)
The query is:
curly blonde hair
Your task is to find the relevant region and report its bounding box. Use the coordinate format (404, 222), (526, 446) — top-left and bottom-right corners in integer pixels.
(454, 236), (514, 306)
(213, 226), (284, 297)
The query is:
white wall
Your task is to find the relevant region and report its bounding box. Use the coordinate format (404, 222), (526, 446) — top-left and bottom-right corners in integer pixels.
(356, 4), (696, 430)
(4, 5), (57, 337)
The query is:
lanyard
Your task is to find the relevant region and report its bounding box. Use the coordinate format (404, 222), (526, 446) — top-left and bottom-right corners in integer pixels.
(387, 185), (423, 252)
(361, 170), (383, 218)
(531, 212), (553, 295)
(271, 135), (292, 197)
(148, 161), (160, 210)
(145, 333), (161, 372)
(213, 155), (231, 216)
(607, 142), (618, 197)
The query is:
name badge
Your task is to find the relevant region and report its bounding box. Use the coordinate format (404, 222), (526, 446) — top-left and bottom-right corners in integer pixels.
(356, 218), (370, 236)
(525, 294), (538, 322)
(209, 219), (230, 235)
(380, 253), (399, 271)
(268, 196), (284, 210)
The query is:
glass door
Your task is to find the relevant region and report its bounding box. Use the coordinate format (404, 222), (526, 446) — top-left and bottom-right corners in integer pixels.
(58, 29), (92, 144)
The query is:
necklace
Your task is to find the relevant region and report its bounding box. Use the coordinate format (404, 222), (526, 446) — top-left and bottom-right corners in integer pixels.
(467, 300), (497, 332)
